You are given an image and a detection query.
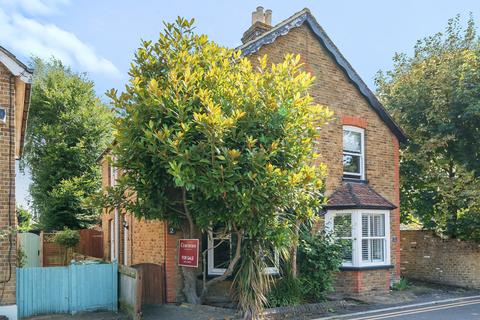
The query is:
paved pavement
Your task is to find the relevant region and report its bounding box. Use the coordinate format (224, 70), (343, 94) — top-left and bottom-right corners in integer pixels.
(317, 296), (480, 320)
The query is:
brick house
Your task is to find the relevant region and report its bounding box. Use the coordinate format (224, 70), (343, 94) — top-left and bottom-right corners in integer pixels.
(99, 8), (406, 302)
(0, 46), (33, 318)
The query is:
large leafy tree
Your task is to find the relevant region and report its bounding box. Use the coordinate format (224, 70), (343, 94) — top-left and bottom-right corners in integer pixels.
(376, 15), (480, 241)
(22, 58), (112, 230)
(105, 18), (331, 317)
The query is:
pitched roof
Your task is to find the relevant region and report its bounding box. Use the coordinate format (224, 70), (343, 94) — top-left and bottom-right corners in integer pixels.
(324, 182), (396, 210)
(0, 46), (34, 158)
(0, 46), (33, 83)
(237, 8), (407, 143)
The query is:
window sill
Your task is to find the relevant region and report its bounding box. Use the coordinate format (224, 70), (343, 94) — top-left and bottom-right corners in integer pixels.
(198, 272), (281, 281)
(342, 177), (368, 183)
(339, 264), (394, 271)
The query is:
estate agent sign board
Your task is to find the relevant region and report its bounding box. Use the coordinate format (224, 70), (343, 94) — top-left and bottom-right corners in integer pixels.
(178, 239), (199, 268)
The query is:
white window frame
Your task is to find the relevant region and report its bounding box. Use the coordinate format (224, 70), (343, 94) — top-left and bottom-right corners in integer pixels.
(207, 231), (279, 276)
(109, 219), (115, 261)
(123, 216), (128, 266)
(325, 209), (390, 268)
(343, 126), (365, 180)
(110, 159), (118, 187)
(207, 230), (231, 276)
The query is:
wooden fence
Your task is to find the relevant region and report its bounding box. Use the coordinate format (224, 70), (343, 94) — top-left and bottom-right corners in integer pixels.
(17, 262), (118, 318)
(41, 232), (66, 267)
(118, 263), (165, 319)
(77, 229), (103, 258)
(41, 229), (104, 267)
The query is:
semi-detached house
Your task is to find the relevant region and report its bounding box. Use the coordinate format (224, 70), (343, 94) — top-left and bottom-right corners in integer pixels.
(99, 7), (406, 302)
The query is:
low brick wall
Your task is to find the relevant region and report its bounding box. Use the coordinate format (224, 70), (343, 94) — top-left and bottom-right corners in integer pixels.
(334, 269), (390, 295)
(401, 230), (480, 289)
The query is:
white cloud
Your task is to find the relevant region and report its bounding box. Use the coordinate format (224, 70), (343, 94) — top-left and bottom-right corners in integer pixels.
(0, 1), (121, 78)
(0, 0), (71, 16)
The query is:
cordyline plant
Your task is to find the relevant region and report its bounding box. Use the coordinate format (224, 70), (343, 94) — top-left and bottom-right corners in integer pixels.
(103, 17), (331, 318)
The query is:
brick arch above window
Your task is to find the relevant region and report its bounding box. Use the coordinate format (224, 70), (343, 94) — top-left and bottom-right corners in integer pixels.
(341, 116), (367, 129)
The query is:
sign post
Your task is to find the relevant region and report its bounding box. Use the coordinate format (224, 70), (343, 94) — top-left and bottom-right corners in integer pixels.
(178, 239), (199, 268)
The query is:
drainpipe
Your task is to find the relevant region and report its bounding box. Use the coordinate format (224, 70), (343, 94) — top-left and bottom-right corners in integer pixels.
(114, 208), (120, 262)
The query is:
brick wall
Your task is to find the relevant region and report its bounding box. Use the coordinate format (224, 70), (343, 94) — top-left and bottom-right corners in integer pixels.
(401, 230), (480, 289)
(248, 23), (401, 290)
(0, 63), (17, 305)
(100, 157), (184, 302)
(334, 269), (390, 295)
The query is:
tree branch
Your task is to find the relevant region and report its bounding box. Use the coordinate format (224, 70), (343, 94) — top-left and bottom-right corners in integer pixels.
(200, 230), (243, 302)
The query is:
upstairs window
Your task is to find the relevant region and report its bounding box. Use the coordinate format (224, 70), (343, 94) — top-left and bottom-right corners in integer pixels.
(343, 126), (365, 180)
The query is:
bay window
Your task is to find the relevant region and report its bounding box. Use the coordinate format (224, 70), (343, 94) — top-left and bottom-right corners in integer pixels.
(325, 209), (390, 268)
(343, 126), (365, 180)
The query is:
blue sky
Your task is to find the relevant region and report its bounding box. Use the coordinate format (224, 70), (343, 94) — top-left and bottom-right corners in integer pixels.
(3, 0), (479, 209)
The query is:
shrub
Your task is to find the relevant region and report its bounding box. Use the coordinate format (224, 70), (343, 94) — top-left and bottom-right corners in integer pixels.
(54, 228), (80, 264)
(267, 267), (303, 307)
(54, 228), (80, 248)
(297, 228), (344, 301)
(17, 246), (27, 268)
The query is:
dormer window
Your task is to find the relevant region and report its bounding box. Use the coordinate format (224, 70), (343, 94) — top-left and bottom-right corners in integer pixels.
(343, 126), (364, 180)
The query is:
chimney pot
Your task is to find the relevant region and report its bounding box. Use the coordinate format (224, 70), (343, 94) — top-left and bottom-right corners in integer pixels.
(264, 9), (272, 26)
(252, 6), (265, 24)
(242, 7), (273, 44)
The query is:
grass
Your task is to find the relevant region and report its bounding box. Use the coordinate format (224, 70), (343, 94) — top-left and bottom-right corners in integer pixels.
(392, 278), (410, 291)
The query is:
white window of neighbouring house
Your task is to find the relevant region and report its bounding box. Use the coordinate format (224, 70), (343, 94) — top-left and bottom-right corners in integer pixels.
(343, 126), (365, 180)
(325, 209), (390, 267)
(109, 160), (118, 187)
(207, 229), (232, 276)
(207, 229), (279, 276)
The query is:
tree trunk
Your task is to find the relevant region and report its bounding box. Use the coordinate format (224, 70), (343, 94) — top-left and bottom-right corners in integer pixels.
(181, 266), (201, 304)
(290, 220), (300, 278)
(180, 187), (201, 304)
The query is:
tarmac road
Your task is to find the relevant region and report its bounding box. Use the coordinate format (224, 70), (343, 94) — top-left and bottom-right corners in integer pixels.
(318, 296), (480, 320)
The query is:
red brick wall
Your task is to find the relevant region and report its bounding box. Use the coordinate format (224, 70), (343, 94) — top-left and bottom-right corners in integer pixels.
(0, 63), (17, 305)
(334, 270), (390, 294)
(100, 157), (183, 302)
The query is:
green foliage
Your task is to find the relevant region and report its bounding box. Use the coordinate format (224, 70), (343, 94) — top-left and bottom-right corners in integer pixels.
(22, 58), (113, 230)
(16, 205), (32, 231)
(267, 267), (303, 307)
(103, 17), (331, 315)
(392, 278), (410, 291)
(376, 15), (480, 241)
(297, 228), (344, 301)
(54, 228), (80, 249)
(17, 246), (26, 268)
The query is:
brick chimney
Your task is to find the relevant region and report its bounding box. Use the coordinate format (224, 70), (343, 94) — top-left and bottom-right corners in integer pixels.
(241, 7), (273, 44)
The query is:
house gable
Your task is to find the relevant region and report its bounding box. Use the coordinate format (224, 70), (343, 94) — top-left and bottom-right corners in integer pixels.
(238, 8), (406, 144)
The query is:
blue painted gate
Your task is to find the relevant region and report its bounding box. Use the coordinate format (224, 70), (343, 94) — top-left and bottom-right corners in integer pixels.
(17, 262), (117, 318)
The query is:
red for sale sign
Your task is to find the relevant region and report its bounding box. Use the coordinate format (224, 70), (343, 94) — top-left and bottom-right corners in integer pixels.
(178, 239), (199, 268)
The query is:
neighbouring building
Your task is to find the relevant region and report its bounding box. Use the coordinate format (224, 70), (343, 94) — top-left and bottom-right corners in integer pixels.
(0, 46), (33, 318)
(99, 7), (406, 303)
